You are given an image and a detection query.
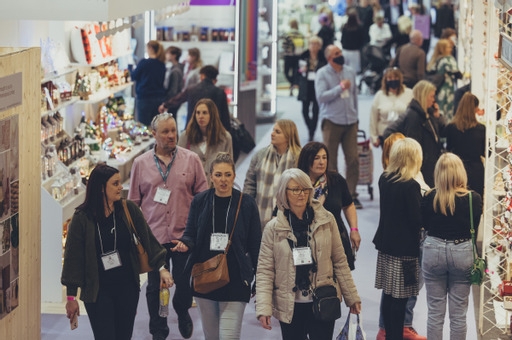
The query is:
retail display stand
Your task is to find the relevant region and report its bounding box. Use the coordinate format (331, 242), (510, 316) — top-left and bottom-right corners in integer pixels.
(0, 47), (42, 340)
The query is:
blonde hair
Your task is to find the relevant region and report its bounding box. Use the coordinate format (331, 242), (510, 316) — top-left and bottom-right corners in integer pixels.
(397, 15), (412, 35)
(427, 39), (451, 70)
(382, 132), (405, 169)
(412, 80), (437, 113)
(432, 153), (469, 215)
(385, 138), (423, 182)
(275, 119), (302, 159)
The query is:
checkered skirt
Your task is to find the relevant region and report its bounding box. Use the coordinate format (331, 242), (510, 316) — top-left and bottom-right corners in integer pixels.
(374, 251), (419, 298)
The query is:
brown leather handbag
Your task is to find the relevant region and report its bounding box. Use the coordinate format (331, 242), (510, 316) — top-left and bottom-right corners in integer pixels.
(191, 193), (243, 294)
(122, 200), (152, 274)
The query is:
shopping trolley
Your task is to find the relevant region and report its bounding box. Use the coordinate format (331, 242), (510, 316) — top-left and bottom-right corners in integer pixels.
(357, 130), (374, 200)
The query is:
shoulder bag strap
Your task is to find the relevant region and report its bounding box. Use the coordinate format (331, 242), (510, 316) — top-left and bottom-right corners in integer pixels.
(225, 192), (243, 254)
(122, 199), (140, 239)
(469, 191), (477, 260)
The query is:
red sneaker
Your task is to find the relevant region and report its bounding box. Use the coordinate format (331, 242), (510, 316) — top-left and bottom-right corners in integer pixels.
(403, 327), (427, 340)
(376, 328), (386, 340)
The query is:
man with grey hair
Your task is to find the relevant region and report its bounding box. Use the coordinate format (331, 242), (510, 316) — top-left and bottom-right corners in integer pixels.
(315, 45), (362, 209)
(392, 29), (425, 88)
(128, 113), (208, 340)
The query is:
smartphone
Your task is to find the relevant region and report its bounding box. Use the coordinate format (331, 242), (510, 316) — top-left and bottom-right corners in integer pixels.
(70, 313), (78, 330)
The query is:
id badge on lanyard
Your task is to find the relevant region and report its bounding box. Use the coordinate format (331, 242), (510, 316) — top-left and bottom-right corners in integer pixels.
(293, 247), (313, 266)
(210, 233), (229, 251)
(101, 250), (122, 270)
(154, 187), (171, 204)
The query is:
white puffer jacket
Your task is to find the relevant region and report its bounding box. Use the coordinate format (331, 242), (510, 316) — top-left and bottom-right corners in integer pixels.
(255, 200), (361, 324)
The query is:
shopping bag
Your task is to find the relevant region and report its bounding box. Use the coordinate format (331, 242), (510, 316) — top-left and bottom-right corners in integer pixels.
(336, 313), (366, 340)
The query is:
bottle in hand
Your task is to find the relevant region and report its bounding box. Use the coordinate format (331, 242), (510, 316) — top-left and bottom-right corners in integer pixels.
(159, 287), (170, 317)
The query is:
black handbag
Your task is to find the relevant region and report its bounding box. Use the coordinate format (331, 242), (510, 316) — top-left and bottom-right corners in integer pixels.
(424, 57), (446, 90)
(230, 116), (255, 154)
(312, 285), (341, 321)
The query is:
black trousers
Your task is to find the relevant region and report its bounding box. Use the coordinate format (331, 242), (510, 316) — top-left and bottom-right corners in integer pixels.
(382, 293), (408, 340)
(301, 81), (319, 140)
(84, 281), (139, 340)
(284, 55), (299, 86)
(279, 302), (335, 340)
(146, 244), (192, 338)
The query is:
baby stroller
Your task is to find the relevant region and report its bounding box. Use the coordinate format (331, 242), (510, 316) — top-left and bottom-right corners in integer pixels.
(359, 45), (389, 94)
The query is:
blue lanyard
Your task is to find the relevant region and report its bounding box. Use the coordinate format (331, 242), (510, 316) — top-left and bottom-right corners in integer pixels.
(153, 149), (178, 184)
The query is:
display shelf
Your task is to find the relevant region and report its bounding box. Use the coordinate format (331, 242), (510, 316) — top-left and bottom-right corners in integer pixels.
(71, 51), (133, 68)
(76, 82), (133, 104)
(41, 97), (80, 117)
(41, 65), (78, 84)
(158, 40), (235, 45)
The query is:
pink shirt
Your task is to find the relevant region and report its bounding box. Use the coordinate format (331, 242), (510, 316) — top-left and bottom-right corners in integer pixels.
(128, 146), (208, 243)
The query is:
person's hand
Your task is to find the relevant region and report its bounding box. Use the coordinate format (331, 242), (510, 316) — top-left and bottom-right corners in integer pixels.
(373, 139), (380, 147)
(159, 269), (174, 288)
(340, 79), (351, 90)
(258, 315), (272, 330)
(349, 302), (362, 314)
(350, 229), (361, 251)
(158, 104), (166, 114)
(432, 102), (440, 118)
(170, 240), (189, 253)
(65, 299), (80, 319)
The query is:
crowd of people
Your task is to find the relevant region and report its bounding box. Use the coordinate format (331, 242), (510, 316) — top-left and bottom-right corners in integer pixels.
(58, 1), (488, 340)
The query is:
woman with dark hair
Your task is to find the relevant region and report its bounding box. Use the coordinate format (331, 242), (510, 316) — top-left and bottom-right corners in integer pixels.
(178, 98), (233, 183)
(341, 8), (366, 73)
(297, 142), (360, 270)
(443, 92), (486, 197)
(172, 152), (261, 339)
(370, 67), (413, 147)
(297, 36), (327, 141)
(130, 40), (166, 126)
(183, 48), (203, 90)
(61, 164), (172, 339)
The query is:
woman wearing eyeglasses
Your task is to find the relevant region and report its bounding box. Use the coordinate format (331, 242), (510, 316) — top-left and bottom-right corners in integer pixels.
(256, 168), (361, 340)
(370, 67), (413, 147)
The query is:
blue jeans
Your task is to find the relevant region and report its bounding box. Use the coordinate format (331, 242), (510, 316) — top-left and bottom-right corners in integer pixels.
(422, 236), (473, 340)
(195, 298), (247, 340)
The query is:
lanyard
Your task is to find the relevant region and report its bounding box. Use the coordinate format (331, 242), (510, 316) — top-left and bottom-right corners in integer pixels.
(153, 149), (178, 184)
(288, 212), (311, 248)
(97, 213), (117, 255)
(212, 195), (232, 234)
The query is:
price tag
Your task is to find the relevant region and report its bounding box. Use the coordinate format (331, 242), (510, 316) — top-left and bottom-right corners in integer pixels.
(293, 247), (313, 266)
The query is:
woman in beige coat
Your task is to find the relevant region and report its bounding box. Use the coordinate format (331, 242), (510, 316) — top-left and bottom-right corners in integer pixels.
(178, 98), (233, 184)
(256, 168), (361, 340)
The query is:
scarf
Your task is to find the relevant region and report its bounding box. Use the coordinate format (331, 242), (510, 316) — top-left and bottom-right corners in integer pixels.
(256, 145), (296, 228)
(285, 206), (316, 292)
(313, 174), (328, 205)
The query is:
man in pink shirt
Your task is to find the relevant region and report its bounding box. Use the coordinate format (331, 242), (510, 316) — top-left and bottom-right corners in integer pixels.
(128, 113), (208, 340)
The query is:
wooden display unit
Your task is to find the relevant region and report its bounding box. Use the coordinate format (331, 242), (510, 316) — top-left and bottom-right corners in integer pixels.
(0, 47), (42, 340)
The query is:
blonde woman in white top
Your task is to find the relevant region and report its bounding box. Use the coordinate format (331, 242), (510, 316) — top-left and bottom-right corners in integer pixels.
(370, 67), (413, 147)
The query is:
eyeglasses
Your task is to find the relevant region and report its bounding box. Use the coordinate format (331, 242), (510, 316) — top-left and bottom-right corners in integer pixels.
(286, 188), (312, 196)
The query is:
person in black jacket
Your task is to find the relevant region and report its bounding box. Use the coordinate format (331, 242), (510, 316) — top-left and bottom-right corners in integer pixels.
(297, 141), (360, 270)
(403, 80), (446, 187)
(373, 137), (423, 340)
(172, 152), (261, 340)
(159, 65), (230, 133)
(297, 36), (327, 141)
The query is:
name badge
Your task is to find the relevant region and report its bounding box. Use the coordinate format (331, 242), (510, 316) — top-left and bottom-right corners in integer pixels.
(210, 233), (229, 251)
(307, 71), (316, 81)
(101, 250), (122, 270)
(154, 187), (171, 205)
(293, 247), (313, 266)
